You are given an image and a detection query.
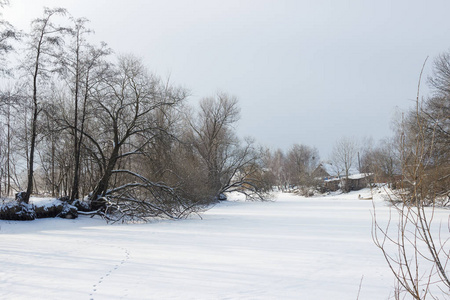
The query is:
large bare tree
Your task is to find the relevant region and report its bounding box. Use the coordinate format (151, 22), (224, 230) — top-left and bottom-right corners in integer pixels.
(83, 55), (188, 215)
(188, 93), (265, 200)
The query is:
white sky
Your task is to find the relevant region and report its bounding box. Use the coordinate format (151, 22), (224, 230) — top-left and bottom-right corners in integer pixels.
(3, 0), (450, 158)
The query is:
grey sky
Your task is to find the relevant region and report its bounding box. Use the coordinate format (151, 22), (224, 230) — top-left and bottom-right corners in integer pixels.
(3, 0), (450, 158)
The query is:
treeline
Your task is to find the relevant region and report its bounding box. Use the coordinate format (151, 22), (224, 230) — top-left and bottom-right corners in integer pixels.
(0, 5), (448, 222)
(259, 144), (320, 195)
(260, 55), (449, 203)
(0, 7), (269, 221)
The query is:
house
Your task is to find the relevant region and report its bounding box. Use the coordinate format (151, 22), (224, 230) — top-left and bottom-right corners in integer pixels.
(324, 177), (340, 191)
(323, 172), (373, 192)
(312, 163), (330, 180)
(345, 173), (373, 191)
(314, 162), (373, 192)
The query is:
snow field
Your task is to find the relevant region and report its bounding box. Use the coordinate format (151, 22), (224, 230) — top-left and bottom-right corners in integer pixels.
(0, 190), (448, 299)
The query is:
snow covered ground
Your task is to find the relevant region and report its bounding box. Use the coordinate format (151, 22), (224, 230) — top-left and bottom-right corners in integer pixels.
(0, 189), (448, 299)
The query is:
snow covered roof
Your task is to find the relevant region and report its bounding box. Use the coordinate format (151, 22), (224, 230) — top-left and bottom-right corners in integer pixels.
(348, 173), (373, 180)
(324, 173), (373, 182)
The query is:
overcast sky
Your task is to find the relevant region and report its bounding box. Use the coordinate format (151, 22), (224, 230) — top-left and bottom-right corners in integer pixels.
(3, 0), (450, 158)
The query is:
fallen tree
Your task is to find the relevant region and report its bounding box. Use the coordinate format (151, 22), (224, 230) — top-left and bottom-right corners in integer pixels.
(0, 197), (78, 220)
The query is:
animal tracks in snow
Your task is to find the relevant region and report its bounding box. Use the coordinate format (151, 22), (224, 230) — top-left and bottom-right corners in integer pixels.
(89, 246), (130, 300)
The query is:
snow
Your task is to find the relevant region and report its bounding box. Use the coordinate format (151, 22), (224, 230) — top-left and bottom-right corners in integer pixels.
(0, 197), (64, 209)
(324, 172), (372, 182)
(0, 189), (448, 299)
(30, 197), (63, 208)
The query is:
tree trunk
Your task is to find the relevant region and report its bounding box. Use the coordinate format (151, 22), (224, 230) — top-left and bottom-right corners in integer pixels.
(90, 145), (120, 209)
(70, 33), (81, 202)
(51, 135), (55, 197)
(23, 98), (38, 204)
(6, 103), (10, 197)
(70, 76), (80, 201)
(23, 16), (46, 204)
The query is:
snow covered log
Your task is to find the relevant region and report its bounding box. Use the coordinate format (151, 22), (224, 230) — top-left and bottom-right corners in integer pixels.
(0, 199), (79, 220)
(0, 202), (36, 220)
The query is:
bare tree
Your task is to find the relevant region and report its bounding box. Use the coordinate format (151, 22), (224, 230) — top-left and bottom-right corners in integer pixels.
(0, 1), (20, 196)
(55, 17), (111, 201)
(189, 93), (240, 196)
(0, 85), (23, 196)
(259, 147), (283, 191)
(21, 7), (68, 203)
(424, 53), (450, 201)
(187, 93), (266, 201)
(216, 137), (266, 200)
(329, 136), (358, 192)
(38, 86), (75, 197)
(269, 148), (288, 191)
(362, 137), (401, 188)
(284, 143), (319, 193)
(81, 55), (188, 217)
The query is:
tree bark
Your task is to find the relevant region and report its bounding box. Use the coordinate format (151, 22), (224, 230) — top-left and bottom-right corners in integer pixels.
(70, 39), (80, 202)
(23, 40), (42, 204)
(90, 145), (120, 209)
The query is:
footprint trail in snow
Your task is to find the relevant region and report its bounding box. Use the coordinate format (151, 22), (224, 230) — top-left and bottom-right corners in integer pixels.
(89, 247), (130, 300)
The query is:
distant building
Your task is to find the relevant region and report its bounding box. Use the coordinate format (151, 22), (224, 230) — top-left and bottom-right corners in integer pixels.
(312, 163), (330, 180)
(345, 173), (373, 191)
(323, 173), (373, 192)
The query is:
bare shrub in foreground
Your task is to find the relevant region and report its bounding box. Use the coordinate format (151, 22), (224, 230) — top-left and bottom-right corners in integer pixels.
(372, 58), (450, 299)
